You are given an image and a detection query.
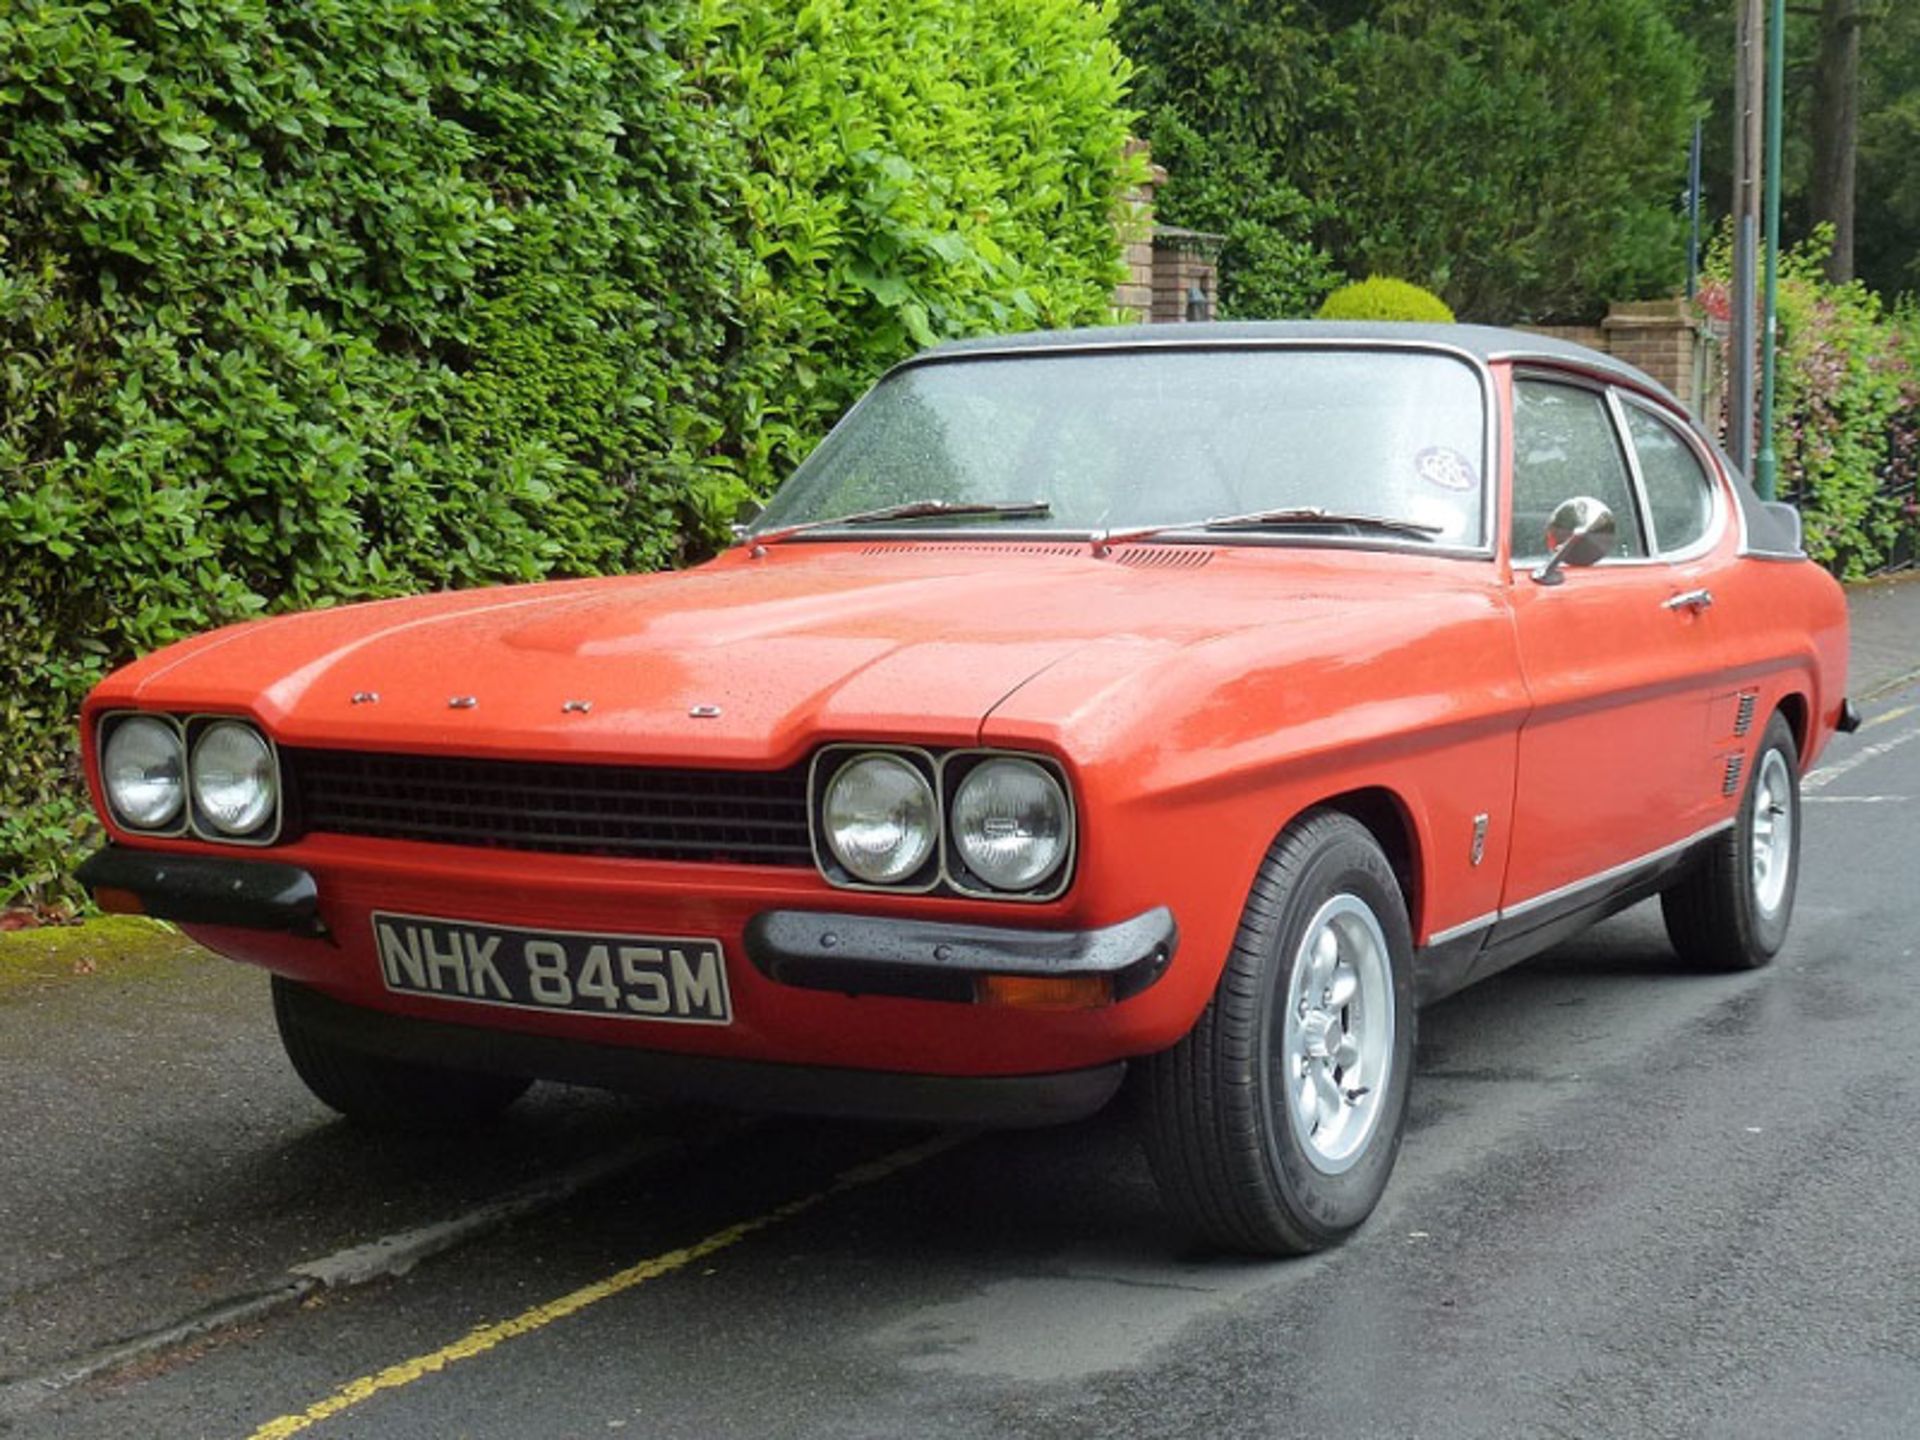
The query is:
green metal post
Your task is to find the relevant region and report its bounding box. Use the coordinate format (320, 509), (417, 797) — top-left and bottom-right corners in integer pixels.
(1756, 0), (1785, 500)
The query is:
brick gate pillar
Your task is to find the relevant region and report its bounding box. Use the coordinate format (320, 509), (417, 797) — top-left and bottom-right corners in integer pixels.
(1113, 139), (1164, 322)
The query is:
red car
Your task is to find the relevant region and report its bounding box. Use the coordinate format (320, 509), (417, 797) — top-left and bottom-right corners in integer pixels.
(78, 323), (1853, 1255)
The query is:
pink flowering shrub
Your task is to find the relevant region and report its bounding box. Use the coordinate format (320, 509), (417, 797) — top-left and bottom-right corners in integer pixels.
(1702, 230), (1919, 577)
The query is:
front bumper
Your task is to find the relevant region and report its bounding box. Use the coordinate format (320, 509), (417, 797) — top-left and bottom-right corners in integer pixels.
(76, 845), (1176, 1004)
(76, 847), (326, 935)
(744, 906), (1175, 1002)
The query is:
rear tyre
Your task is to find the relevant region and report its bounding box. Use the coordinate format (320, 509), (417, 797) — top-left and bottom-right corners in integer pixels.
(1661, 710), (1801, 971)
(272, 976), (530, 1131)
(1138, 810), (1416, 1255)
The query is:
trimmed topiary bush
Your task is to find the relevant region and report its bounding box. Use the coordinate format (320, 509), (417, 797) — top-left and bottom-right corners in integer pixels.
(0, 0), (1136, 907)
(1315, 277), (1456, 324)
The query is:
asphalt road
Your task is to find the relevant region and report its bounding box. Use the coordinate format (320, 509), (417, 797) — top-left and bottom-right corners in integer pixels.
(6, 684), (1920, 1440)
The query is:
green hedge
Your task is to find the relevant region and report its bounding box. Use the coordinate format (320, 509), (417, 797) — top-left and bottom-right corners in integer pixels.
(0, 0), (1134, 906)
(699, 0), (1132, 496)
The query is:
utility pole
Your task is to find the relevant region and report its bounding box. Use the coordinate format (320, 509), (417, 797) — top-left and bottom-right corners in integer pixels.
(1811, 0), (1864, 284)
(1686, 119), (1703, 301)
(1757, 0), (1785, 500)
(1730, 0), (1763, 474)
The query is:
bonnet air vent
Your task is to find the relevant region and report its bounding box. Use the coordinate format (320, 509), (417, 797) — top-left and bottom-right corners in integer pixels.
(1114, 547), (1214, 570)
(859, 543), (1083, 558)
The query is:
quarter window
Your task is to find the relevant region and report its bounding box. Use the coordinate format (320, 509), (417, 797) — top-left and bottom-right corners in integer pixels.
(1510, 380), (1646, 560)
(1624, 404), (1715, 554)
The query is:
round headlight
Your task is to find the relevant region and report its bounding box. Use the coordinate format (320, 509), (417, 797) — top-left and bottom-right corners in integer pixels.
(191, 722), (278, 836)
(102, 717), (185, 830)
(822, 753), (937, 885)
(950, 758), (1070, 893)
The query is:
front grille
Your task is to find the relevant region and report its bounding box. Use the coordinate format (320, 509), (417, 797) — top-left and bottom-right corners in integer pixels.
(283, 750), (814, 866)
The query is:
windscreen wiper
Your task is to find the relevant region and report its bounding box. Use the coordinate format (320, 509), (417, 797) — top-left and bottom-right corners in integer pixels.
(1091, 506), (1442, 554)
(752, 499), (1053, 545)
(1197, 507), (1442, 541)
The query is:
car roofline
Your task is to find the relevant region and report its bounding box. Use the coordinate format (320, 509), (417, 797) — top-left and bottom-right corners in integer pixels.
(900, 321), (1678, 410)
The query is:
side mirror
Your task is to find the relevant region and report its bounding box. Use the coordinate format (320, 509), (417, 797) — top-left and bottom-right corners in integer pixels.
(1530, 496), (1616, 586)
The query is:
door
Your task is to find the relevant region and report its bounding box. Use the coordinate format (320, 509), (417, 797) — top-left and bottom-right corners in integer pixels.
(1499, 375), (1729, 929)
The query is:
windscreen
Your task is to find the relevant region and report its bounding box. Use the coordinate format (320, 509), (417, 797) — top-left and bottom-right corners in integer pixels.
(751, 348), (1488, 547)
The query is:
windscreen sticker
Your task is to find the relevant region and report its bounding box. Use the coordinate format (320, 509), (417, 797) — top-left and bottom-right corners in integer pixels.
(1414, 446), (1478, 493)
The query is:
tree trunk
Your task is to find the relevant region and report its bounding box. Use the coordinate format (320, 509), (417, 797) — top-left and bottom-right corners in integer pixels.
(1811, 0), (1865, 284)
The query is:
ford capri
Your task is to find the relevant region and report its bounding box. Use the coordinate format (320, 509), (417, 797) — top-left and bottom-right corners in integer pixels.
(76, 322), (1853, 1255)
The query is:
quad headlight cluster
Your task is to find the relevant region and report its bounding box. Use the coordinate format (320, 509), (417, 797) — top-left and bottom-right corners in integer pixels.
(810, 746), (1075, 900)
(97, 713), (282, 844)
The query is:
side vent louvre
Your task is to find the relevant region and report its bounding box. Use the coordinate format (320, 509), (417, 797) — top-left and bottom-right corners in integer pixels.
(1733, 692), (1757, 737)
(1722, 754), (1745, 796)
(1114, 547), (1213, 570)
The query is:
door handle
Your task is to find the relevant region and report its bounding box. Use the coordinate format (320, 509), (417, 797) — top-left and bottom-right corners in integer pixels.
(1662, 588), (1714, 613)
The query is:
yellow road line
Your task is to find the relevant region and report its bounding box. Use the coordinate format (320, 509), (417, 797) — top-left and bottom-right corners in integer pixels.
(1864, 704), (1915, 731)
(246, 1132), (967, 1440)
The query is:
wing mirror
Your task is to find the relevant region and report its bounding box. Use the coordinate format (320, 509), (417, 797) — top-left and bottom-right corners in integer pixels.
(1530, 496), (1616, 586)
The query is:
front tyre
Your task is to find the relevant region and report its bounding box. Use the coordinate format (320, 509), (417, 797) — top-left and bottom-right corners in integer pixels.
(1139, 811), (1416, 1255)
(1661, 710), (1801, 970)
(272, 976), (531, 1131)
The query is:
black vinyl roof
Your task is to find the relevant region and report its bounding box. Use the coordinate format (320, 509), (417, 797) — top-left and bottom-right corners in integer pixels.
(918, 320), (1671, 403)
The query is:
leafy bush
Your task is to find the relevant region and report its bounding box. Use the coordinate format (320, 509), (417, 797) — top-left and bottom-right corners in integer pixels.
(1126, 112), (1342, 320)
(1315, 277), (1455, 324)
(1312, 0), (1699, 323)
(1772, 272), (1920, 578)
(1113, 0), (1343, 319)
(1700, 228), (1920, 577)
(1115, 0), (1702, 323)
(0, 0), (1135, 905)
(699, 0), (1134, 493)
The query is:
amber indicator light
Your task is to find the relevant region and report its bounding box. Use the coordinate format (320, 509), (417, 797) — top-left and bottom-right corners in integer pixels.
(976, 974), (1113, 1011)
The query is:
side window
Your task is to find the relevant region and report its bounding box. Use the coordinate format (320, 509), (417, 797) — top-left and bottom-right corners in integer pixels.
(1510, 379), (1646, 560)
(1624, 404), (1715, 554)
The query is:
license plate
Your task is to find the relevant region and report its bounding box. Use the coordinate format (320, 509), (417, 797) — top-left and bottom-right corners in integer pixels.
(371, 912), (731, 1025)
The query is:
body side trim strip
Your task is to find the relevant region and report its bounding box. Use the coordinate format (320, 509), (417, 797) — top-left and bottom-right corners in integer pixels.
(1498, 819), (1734, 925)
(1425, 911), (1499, 948)
(1420, 818), (1736, 949)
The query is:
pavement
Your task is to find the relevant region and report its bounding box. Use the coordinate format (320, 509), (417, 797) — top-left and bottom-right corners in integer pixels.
(1844, 567), (1920, 697)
